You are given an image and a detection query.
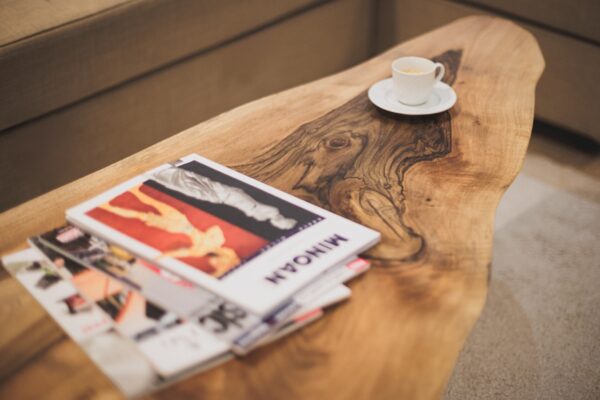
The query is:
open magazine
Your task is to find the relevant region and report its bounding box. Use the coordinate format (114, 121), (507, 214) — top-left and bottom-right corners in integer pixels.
(32, 224), (370, 352)
(2, 248), (351, 398)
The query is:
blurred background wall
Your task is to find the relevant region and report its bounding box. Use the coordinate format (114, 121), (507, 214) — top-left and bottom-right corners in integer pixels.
(0, 0), (597, 211)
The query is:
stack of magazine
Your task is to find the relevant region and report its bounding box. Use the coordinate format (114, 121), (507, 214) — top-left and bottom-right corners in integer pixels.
(2, 154), (379, 397)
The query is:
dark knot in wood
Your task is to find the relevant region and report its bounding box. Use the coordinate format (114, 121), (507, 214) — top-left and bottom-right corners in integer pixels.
(238, 50), (462, 264)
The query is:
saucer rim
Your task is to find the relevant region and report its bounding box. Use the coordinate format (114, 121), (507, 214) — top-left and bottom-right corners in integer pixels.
(368, 78), (457, 116)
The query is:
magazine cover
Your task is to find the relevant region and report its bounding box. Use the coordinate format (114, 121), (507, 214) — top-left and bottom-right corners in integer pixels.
(67, 154), (380, 316)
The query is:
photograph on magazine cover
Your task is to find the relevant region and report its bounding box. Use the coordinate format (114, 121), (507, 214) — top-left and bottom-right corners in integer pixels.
(83, 158), (324, 280)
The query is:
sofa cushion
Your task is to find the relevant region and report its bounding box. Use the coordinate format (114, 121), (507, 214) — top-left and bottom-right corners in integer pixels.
(0, 0), (321, 131)
(0, 0), (129, 45)
(457, 0), (600, 43)
(0, 0), (373, 211)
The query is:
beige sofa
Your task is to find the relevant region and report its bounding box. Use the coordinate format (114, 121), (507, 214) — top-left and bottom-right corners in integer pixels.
(0, 0), (597, 211)
(0, 0), (374, 211)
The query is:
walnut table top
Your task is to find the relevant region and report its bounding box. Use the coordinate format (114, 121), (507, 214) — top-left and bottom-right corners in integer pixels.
(0, 16), (544, 400)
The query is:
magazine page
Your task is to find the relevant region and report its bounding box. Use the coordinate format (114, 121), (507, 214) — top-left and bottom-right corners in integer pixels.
(67, 154), (380, 316)
(2, 248), (348, 396)
(2, 248), (350, 397)
(1, 248), (164, 397)
(37, 224), (255, 320)
(29, 239), (231, 375)
(36, 224), (369, 348)
(35, 224), (369, 350)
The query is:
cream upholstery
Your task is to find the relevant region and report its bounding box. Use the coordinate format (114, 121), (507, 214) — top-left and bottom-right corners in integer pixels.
(0, 0), (597, 211)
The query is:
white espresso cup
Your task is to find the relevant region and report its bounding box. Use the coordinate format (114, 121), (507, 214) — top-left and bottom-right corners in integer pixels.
(391, 56), (445, 106)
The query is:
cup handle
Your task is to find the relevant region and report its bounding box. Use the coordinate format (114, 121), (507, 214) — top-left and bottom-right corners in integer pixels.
(434, 62), (445, 82)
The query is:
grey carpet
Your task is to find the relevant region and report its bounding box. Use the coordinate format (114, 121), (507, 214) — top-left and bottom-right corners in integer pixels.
(444, 163), (600, 399)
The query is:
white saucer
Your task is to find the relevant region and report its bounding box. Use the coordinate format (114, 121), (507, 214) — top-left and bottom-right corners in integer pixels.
(368, 78), (457, 115)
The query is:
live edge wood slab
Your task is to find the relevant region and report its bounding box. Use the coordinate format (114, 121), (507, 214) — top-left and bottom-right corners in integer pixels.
(0, 16), (543, 400)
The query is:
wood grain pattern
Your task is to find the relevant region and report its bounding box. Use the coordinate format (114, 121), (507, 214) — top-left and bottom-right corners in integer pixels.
(240, 49), (461, 263)
(0, 17), (543, 400)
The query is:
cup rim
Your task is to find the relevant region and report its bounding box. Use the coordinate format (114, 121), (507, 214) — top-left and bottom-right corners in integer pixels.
(392, 56), (435, 76)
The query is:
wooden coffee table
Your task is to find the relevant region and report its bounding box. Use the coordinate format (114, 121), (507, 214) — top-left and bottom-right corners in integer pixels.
(0, 16), (543, 400)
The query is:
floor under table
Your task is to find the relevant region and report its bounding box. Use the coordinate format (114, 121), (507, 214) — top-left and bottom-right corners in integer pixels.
(445, 123), (600, 400)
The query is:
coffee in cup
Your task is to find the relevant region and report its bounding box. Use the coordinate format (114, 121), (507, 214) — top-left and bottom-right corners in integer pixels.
(391, 56), (445, 106)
